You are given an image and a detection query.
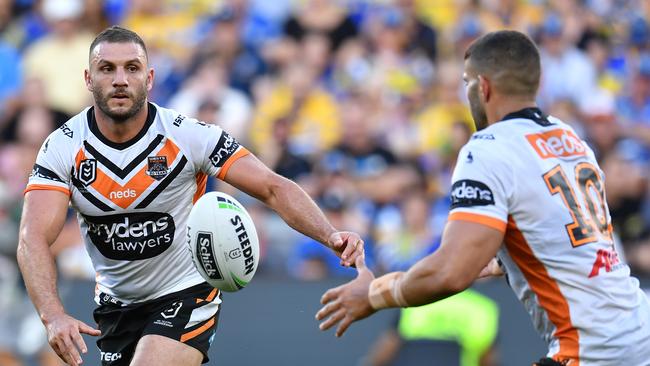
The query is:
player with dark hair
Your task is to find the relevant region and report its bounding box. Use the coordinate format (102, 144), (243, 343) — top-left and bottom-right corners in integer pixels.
(316, 30), (650, 366)
(17, 25), (364, 366)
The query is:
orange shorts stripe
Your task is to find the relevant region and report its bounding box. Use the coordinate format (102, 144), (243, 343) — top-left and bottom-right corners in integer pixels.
(180, 317), (215, 343)
(448, 212), (507, 233)
(504, 217), (580, 364)
(217, 148), (250, 180)
(205, 288), (218, 302)
(24, 184), (71, 196)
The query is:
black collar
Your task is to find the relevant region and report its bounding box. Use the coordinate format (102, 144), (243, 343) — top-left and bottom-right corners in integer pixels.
(87, 102), (157, 150)
(501, 107), (553, 126)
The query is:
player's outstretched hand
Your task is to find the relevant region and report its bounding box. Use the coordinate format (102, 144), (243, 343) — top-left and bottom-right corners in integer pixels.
(478, 257), (504, 279)
(316, 255), (376, 337)
(45, 312), (101, 365)
(328, 231), (364, 267)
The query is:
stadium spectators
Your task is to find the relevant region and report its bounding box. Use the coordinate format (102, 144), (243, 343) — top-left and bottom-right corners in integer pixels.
(2, 3), (650, 364)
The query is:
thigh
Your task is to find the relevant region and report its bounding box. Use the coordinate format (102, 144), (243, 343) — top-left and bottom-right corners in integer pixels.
(141, 283), (222, 364)
(130, 335), (202, 366)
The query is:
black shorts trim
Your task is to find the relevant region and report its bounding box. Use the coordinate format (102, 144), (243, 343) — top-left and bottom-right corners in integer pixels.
(93, 283), (221, 365)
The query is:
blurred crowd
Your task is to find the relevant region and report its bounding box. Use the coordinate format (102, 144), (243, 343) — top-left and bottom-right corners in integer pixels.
(2, 0), (650, 361)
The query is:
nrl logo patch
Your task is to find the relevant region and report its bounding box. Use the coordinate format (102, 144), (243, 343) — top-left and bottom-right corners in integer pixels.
(146, 156), (170, 180)
(78, 159), (97, 186)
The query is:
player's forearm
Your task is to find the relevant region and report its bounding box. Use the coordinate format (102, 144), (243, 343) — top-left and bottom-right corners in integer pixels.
(400, 254), (471, 306)
(17, 235), (65, 324)
(264, 176), (336, 246)
(369, 251), (472, 310)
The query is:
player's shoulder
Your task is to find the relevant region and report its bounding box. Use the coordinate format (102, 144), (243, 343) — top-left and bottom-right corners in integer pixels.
(462, 128), (508, 161)
(43, 107), (90, 150)
(153, 103), (224, 136)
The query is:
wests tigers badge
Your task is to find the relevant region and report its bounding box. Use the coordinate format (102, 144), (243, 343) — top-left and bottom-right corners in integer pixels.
(146, 156), (170, 180)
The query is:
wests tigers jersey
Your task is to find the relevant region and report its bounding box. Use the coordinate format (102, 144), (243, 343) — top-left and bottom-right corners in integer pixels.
(26, 102), (249, 304)
(448, 108), (650, 365)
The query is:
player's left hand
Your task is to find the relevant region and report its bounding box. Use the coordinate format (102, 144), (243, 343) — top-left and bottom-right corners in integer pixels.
(328, 231), (364, 267)
(316, 255), (376, 337)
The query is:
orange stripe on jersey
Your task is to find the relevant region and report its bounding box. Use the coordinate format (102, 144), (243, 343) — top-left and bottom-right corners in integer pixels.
(217, 148), (250, 180)
(193, 173), (207, 204)
(504, 217), (580, 364)
(156, 138), (181, 162)
(75, 148), (86, 168)
(448, 212), (507, 233)
(83, 139), (182, 208)
(24, 184), (71, 196)
(180, 317), (215, 343)
(91, 165), (154, 208)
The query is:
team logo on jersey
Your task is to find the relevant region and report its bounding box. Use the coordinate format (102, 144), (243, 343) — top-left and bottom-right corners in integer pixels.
(146, 156), (170, 180)
(78, 159), (97, 186)
(209, 131), (239, 168)
(450, 179), (495, 209)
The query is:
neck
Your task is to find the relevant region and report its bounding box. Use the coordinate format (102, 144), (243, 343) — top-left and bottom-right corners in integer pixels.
(94, 103), (149, 143)
(487, 96), (537, 125)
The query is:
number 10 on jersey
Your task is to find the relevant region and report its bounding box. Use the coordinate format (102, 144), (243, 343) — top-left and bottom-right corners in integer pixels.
(543, 163), (613, 247)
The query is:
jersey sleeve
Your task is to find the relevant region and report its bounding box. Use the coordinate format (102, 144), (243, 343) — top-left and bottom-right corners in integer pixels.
(24, 131), (73, 196)
(174, 117), (250, 179)
(447, 142), (513, 233)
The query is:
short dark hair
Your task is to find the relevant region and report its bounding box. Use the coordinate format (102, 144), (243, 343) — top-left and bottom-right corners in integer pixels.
(464, 30), (541, 98)
(89, 26), (148, 60)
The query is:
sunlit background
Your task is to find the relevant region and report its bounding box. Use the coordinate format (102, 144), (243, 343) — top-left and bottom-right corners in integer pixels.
(1, 0), (650, 365)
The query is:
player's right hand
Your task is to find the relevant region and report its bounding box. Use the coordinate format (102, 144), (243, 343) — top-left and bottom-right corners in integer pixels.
(327, 231), (364, 267)
(477, 257), (504, 279)
(44, 312), (101, 365)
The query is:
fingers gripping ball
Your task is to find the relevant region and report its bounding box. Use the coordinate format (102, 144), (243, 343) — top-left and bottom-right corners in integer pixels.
(187, 192), (260, 292)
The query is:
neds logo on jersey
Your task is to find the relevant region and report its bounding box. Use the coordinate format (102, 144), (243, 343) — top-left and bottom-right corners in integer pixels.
(450, 180), (495, 209)
(83, 212), (175, 260)
(526, 129), (586, 159)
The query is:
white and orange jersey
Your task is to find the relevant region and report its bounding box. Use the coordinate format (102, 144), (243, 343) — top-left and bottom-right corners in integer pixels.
(448, 108), (650, 365)
(26, 103), (249, 304)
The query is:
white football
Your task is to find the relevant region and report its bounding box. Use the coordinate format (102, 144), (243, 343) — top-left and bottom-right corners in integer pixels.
(187, 191), (259, 292)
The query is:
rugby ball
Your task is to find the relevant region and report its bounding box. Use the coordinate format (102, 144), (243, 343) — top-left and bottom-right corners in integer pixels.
(187, 191), (259, 292)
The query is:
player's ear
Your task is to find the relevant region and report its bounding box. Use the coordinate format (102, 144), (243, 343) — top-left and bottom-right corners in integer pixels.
(84, 69), (93, 92)
(146, 67), (154, 92)
(478, 75), (490, 102)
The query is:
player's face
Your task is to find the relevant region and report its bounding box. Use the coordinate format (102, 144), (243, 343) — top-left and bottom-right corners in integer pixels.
(86, 42), (153, 122)
(463, 60), (488, 131)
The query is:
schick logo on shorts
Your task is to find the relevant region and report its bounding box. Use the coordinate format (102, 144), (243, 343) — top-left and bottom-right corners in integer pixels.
(450, 180), (495, 209)
(78, 159), (97, 186)
(146, 156), (170, 180)
(197, 232), (223, 280)
(83, 212), (175, 260)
